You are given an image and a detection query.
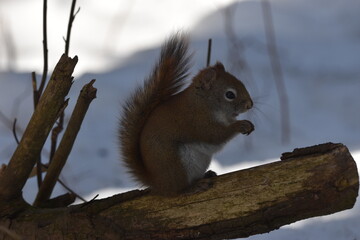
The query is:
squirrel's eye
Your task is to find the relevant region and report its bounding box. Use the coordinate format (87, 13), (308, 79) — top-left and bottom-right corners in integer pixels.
(225, 89), (237, 101)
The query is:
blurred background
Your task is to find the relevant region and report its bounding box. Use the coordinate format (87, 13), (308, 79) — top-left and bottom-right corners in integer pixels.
(0, 0), (359, 239)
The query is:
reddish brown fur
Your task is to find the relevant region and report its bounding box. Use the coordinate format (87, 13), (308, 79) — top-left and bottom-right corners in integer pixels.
(119, 34), (254, 195)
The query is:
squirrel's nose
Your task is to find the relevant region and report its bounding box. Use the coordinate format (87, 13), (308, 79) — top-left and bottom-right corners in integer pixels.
(245, 99), (253, 110)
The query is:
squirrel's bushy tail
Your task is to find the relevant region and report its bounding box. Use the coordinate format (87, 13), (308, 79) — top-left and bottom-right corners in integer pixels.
(119, 33), (192, 185)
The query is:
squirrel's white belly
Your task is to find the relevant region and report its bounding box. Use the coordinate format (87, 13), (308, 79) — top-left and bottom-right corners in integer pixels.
(179, 143), (224, 183)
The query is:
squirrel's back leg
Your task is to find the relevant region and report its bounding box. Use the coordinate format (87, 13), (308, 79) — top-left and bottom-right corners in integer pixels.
(141, 143), (189, 195)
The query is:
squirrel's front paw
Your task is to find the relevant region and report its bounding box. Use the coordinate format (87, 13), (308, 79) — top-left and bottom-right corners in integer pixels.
(238, 120), (254, 135)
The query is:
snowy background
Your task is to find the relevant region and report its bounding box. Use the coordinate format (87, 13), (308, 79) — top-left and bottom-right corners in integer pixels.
(0, 0), (359, 239)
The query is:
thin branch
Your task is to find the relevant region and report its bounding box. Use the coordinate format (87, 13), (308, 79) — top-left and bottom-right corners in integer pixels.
(38, 0), (48, 96)
(49, 119), (64, 163)
(34, 79), (96, 207)
(261, 0), (290, 144)
(0, 54), (78, 201)
(0, 111), (25, 148)
(79, 194), (98, 209)
(206, 38), (212, 67)
(35, 158), (43, 188)
(64, 0), (79, 56)
(33, 0), (49, 188)
(57, 178), (87, 203)
(35, 163), (87, 202)
(48, 97), (70, 166)
(27, 163), (86, 202)
(31, 72), (39, 108)
(12, 118), (19, 145)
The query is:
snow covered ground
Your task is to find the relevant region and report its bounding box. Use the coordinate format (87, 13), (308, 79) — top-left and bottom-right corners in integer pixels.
(0, 0), (359, 239)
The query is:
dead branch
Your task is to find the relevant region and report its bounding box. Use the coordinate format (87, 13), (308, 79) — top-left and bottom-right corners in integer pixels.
(31, 72), (43, 188)
(32, 0), (50, 188)
(57, 178), (87, 203)
(0, 54), (77, 202)
(48, 0), (79, 169)
(0, 143), (357, 239)
(64, 0), (79, 56)
(31, 72), (38, 107)
(206, 38), (212, 67)
(11, 118), (19, 144)
(34, 79), (97, 207)
(38, 0), (48, 97)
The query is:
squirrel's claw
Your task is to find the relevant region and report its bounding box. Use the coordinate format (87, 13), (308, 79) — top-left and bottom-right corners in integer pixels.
(239, 120), (254, 135)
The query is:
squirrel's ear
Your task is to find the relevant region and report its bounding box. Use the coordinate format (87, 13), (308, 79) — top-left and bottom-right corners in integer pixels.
(213, 62), (225, 71)
(198, 68), (216, 90)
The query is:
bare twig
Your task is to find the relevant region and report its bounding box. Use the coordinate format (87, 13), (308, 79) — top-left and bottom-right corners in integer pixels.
(35, 157), (43, 188)
(261, 0), (290, 144)
(31, 72), (39, 108)
(49, 119), (64, 163)
(38, 0), (48, 97)
(80, 194), (98, 208)
(57, 178), (87, 203)
(0, 111), (25, 146)
(64, 0), (79, 56)
(32, 0), (49, 188)
(206, 38), (212, 67)
(12, 118), (19, 145)
(49, 98), (70, 164)
(27, 163), (86, 202)
(34, 79), (96, 207)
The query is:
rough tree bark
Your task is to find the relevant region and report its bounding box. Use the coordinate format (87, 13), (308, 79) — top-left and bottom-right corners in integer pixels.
(0, 54), (77, 203)
(0, 142), (358, 240)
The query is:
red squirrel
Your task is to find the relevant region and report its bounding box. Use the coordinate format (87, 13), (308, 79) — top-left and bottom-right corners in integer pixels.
(119, 33), (254, 196)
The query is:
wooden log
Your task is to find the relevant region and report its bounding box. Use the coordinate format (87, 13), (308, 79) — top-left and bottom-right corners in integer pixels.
(0, 143), (358, 240)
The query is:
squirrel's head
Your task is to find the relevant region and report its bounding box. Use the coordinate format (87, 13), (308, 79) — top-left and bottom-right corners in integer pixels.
(192, 62), (253, 124)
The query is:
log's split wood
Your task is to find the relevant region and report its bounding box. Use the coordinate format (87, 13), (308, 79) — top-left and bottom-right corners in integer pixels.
(0, 143), (358, 240)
